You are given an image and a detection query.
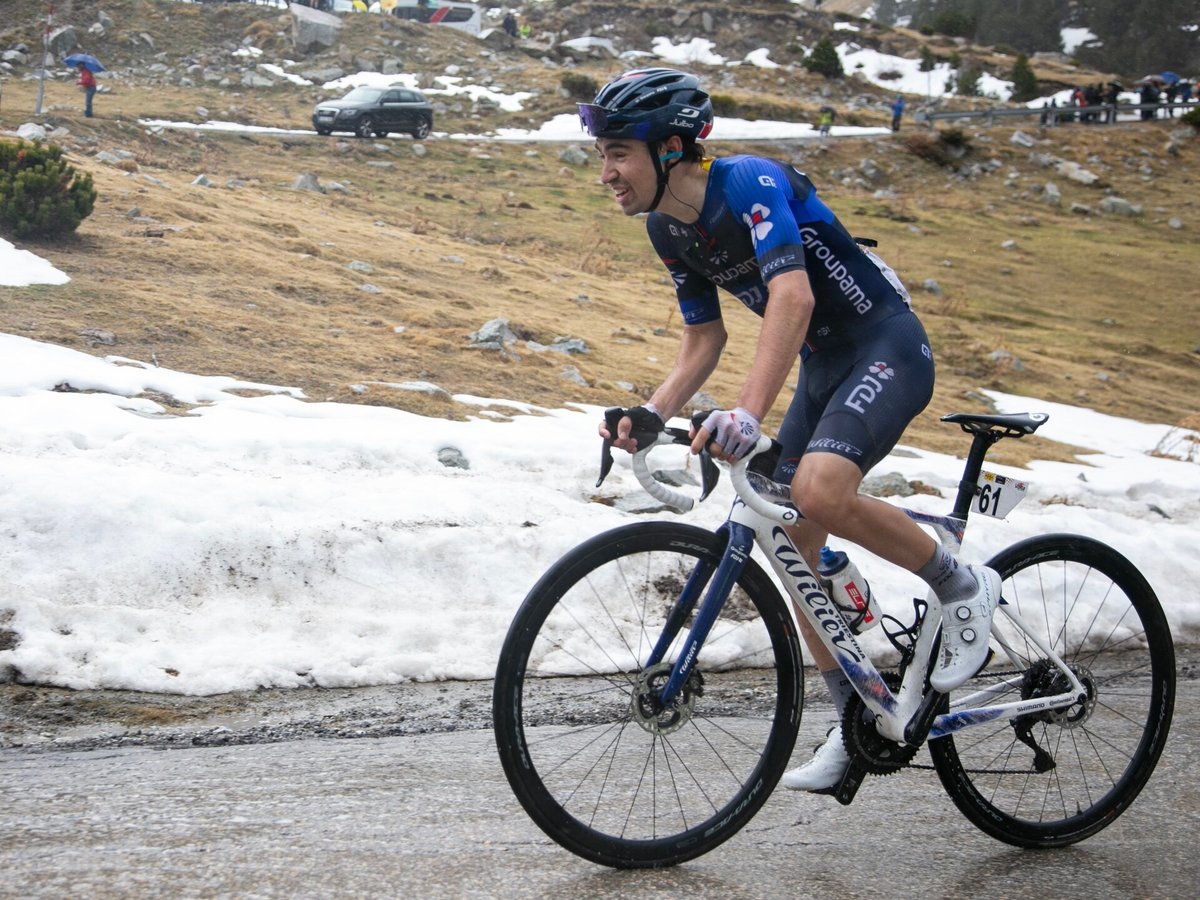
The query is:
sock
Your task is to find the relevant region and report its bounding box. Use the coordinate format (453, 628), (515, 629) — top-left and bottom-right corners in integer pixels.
(916, 545), (978, 604)
(822, 668), (856, 716)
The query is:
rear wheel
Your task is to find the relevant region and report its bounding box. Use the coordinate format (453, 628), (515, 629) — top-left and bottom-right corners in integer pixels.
(355, 116), (374, 139)
(412, 118), (431, 139)
(929, 534), (1174, 847)
(493, 522), (803, 868)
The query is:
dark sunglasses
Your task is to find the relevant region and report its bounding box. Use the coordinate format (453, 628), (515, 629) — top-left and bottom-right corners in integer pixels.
(578, 103), (614, 136)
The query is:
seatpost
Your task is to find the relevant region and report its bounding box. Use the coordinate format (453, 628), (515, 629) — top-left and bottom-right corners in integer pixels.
(949, 430), (1005, 522)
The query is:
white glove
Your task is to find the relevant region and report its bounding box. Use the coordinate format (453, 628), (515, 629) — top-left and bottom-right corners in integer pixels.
(700, 407), (761, 459)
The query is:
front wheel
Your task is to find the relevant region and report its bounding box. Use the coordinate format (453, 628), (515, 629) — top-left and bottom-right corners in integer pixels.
(493, 522), (803, 869)
(929, 534), (1175, 847)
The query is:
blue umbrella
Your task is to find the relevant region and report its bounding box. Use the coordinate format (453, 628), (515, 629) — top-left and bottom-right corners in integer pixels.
(64, 53), (105, 73)
(1160, 71), (1181, 85)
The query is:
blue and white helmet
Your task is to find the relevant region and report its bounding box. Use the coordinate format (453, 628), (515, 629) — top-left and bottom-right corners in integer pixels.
(579, 68), (714, 142)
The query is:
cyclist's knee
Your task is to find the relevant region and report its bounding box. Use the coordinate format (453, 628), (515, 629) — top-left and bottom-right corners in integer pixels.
(791, 455), (864, 530)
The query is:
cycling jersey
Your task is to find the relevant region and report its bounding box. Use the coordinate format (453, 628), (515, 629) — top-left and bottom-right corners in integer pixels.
(646, 155), (931, 474)
(646, 155), (911, 351)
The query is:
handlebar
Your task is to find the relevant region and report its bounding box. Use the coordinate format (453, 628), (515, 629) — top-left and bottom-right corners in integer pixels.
(597, 407), (799, 524)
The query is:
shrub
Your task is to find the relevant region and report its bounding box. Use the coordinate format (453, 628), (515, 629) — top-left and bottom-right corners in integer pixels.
(1181, 107), (1200, 129)
(0, 140), (96, 239)
(803, 36), (844, 79)
(1008, 53), (1040, 103)
(560, 72), (598, 101)
(899, 128), (972, 167)
(710, 93), (739, 117)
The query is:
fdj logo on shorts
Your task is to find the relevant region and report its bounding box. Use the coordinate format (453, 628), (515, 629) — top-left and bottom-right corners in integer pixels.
(844, 361), (895, 413)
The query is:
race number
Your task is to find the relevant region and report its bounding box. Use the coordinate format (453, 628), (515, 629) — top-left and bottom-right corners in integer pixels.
(975, 471), (1029, 519)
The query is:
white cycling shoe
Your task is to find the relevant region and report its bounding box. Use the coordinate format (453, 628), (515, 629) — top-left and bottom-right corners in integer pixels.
(781, 725), (850, 792)
(930, 565), (1001, 693)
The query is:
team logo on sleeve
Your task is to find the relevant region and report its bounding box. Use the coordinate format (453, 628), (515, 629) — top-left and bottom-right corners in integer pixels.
(742, 204), (774, 245)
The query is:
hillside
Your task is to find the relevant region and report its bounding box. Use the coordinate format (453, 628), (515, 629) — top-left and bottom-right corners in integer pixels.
(1, 0), (1198, 468)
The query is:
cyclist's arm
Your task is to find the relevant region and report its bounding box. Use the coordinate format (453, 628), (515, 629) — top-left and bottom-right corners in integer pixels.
(604, 320), (727, 453)
(649, 319), (727, 420)
(736, 269), (812, 420)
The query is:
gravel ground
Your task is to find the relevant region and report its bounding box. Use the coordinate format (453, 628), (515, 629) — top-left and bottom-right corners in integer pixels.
(4, 643), (1194, 754)
(0, 679), (497, 752)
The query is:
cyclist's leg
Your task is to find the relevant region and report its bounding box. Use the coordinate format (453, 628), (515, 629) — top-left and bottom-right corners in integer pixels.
(786, 313), (996, 691)
(774, 360), (859, 790)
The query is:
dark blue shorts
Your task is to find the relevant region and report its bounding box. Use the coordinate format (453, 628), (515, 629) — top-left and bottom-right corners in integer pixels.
(774, 310), (935, 481)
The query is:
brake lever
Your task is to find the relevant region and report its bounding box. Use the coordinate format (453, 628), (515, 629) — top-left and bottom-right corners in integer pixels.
(596, 407), (623, 488)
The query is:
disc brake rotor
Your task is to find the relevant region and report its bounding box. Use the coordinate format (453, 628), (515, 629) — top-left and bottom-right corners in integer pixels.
(630, 662), (704, 735)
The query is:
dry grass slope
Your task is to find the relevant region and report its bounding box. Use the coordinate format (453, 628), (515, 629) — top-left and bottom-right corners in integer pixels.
(2, 0), (1198, 470)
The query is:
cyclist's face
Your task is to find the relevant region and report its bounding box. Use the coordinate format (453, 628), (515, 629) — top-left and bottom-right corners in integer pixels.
(595, 138), (657, 216)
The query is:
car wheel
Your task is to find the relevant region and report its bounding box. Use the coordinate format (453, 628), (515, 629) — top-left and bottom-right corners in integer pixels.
(412, 118), (431, 139)
(316, 128), (332, 136)
(356, 116), (375, 139)
(375, 130), (390, 138)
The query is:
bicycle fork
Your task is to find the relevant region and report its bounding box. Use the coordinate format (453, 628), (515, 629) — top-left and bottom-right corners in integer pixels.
(645, 520), (756, 710)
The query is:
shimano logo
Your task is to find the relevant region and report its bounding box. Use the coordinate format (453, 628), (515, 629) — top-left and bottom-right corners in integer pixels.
(799, 227), (872, 314)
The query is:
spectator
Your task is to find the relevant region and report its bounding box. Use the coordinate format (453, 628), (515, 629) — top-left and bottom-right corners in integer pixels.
(1180, 81), (1193, 104)
(817, 105), (835, 137)
(77, 63), (97, 118)
(1102, 82), (1121, 124)
(890, 94), (905, 132)
(1139, 82), (1160, 120)
(502, 11), (519, 38)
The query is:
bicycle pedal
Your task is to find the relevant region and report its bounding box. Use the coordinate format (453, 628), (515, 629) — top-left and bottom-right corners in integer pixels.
(814, 758), (868, 806)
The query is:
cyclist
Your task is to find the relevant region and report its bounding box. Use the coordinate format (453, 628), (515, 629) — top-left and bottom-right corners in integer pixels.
(582, 68), (1001, 792)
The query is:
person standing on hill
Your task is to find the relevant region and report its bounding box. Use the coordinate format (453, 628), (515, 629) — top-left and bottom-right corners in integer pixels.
(77, 63), (97, 118)
(817, 105), (835, 137)
(890, 94), (905, 131)
(581, 68), (1002, 793)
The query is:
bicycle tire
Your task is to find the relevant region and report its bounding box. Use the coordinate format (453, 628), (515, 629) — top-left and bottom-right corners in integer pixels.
(929, 534), (1175, 847)
(493, 521), (803, 868)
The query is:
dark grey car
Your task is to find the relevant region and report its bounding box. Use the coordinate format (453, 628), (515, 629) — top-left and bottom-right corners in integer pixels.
(312, 85), (434, 139)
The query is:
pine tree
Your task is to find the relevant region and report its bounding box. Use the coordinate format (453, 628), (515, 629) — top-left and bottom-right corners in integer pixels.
(803, 37), (844, 79)
(1008, 53), (1040, 102)
(957, 64), (982, 97)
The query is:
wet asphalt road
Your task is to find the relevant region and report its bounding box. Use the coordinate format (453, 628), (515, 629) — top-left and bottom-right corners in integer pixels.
(2, 676), (1197, 899)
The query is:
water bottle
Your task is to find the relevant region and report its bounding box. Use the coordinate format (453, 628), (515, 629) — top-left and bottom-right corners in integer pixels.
(817, 546), (881, 634)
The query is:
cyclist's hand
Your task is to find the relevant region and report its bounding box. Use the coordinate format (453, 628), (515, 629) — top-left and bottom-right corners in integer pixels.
(599, 404), (664, 453)
(692, 407), (760, 460)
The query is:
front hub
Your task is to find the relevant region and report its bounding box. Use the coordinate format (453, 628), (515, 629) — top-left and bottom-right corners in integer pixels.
(630, 662), (703, 735)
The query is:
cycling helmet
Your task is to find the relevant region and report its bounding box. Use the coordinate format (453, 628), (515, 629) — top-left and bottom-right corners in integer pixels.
(579, 68), (714, 143)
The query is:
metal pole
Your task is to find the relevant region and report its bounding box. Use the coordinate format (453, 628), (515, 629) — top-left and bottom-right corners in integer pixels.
(35, 2), (54, 116)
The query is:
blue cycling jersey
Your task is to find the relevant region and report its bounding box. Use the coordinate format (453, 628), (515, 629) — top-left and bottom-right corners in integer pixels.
(646, 156), (911, 350)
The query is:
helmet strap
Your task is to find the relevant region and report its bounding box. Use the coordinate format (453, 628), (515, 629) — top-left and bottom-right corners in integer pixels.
(647, 144), (677, 212)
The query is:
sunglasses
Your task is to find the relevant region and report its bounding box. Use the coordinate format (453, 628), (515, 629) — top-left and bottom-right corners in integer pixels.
(578, 103), (615, 136)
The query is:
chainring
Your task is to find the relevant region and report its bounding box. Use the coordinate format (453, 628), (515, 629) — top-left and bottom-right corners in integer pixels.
(841, 672), (920, 775)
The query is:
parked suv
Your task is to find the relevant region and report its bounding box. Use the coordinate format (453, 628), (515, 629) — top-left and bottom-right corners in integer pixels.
(312, 85), (434, 139)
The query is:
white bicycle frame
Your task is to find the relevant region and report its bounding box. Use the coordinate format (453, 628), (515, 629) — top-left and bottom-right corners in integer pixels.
(629, 434), (1088, 748)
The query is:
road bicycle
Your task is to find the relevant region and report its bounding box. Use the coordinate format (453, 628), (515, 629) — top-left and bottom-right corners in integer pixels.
(492, 409), (1176, 868)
